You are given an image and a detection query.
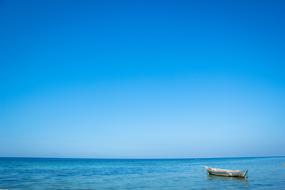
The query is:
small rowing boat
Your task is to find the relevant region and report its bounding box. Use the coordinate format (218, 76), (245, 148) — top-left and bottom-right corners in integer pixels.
(204, 166), (248, 178)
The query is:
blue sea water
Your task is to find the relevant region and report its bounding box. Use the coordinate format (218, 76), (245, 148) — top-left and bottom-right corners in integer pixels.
(0, 157), (284, 189)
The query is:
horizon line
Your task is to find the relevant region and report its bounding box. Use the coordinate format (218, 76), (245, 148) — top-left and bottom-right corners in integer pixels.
(0, 155), (284, 160)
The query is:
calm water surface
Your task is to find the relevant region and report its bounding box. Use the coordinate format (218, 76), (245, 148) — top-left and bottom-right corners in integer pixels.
(0, 157), (285, 189)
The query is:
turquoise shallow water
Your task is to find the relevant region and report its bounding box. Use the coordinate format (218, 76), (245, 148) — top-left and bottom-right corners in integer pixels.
(0, 157), (284, 189)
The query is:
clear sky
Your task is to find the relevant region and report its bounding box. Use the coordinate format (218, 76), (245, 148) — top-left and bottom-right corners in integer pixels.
(0, 0), (285, 158)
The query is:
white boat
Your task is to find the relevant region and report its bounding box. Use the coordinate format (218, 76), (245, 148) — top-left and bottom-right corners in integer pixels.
(204, 166), (248, 178)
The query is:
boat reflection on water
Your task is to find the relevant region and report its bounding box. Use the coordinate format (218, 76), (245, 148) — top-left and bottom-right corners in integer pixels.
(207, 174), (249, 187)
(207, 174), (247, 181)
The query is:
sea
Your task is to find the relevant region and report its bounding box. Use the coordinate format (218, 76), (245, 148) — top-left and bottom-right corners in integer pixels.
(0, 157), (284, 189)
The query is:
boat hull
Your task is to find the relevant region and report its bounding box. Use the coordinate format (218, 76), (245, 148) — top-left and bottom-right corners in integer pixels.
(205, 167), (248, 178)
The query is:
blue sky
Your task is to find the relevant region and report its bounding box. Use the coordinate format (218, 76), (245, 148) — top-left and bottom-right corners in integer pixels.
(0, 0), (285, 158)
